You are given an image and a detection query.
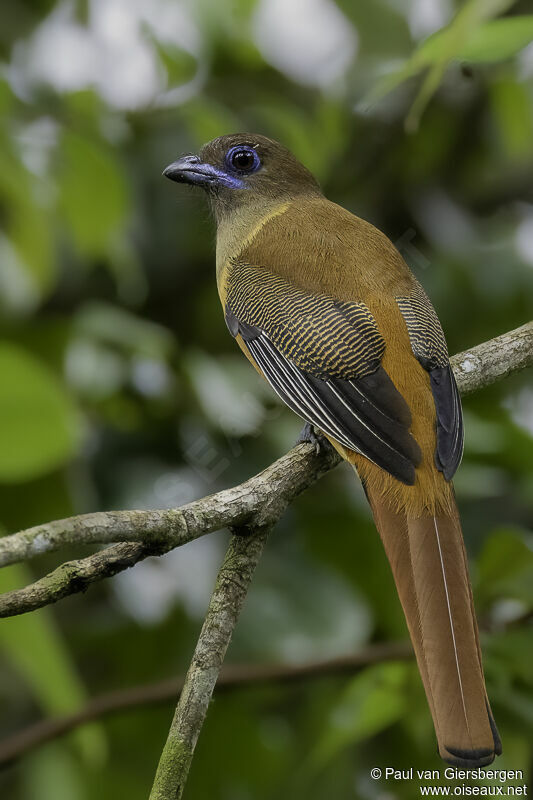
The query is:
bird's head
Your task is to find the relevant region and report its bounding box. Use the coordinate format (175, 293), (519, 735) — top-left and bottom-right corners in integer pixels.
(163, 133), (321, 218)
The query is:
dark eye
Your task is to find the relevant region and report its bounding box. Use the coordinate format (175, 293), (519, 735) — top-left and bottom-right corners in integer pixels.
(225, 145), (261, 174)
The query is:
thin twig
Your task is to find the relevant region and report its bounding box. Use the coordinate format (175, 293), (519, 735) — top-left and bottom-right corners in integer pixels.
(0, 542), (151, 618)
(0, 642), (413, 766)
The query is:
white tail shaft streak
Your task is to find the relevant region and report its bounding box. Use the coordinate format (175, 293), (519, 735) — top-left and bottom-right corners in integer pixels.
(433, 515), (471, 744)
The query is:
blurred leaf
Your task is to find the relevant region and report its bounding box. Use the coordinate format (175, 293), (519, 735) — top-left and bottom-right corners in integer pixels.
(0, 128), (55, 308)
(476, 527), (533, 607)
(492, 682), (533, 729)
(0, 469), (74, 533)
(477, 528), (533, 586)
(304, 501), (406, 640)
(365, 0), (517, 130)
(461, 16), (533, 63)
(192, 0), (259, 53)
(74, 302), (175, 359)
(0, 563), (106, 766)
(336, 0), (411, 57)
(0, 78), (12, 114)
(453, 463), (508, 498)
(406, 0), (516, 131)
(185, 349), (264, 436)
(0, 342), (80, 482)
(0, 0), (56, 58)
(73, 0), (90, 26)
(490, 78), (533, 158)
(182, 97), (241, 146)
(486, 628), (533, 686)
(310, 663), (408, 769)
(59, 131), (128, 256)
(23, 744), (88, 800)
(151, 38), (199, 88)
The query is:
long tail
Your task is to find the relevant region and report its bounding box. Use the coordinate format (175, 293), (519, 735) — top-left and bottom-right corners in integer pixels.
(368, 490), (501, 766)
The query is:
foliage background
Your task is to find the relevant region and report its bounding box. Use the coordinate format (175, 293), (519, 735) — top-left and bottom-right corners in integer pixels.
(1, 0), (533, 797)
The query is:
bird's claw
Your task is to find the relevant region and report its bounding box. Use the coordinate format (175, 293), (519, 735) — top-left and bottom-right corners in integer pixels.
(296, 422), (326, 454)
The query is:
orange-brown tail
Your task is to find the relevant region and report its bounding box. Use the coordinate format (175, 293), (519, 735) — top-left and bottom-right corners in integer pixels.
(368, 490), (501, 766)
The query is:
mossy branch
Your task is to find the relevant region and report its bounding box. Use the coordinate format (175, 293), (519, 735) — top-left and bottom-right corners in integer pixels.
(149, 524), (272, 800)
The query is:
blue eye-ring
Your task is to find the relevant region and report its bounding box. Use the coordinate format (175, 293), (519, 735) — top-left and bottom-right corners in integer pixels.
(225, 145), (261, 174)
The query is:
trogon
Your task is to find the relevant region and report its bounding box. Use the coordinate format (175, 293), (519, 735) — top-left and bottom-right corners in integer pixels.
(163, 134), (501, 766)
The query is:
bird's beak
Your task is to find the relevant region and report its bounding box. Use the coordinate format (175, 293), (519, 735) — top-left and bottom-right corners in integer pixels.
(163, 155), (217, 188)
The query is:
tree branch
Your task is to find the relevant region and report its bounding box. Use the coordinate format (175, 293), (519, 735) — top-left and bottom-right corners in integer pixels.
(0, 441), (340, 570)
(0, 322), (530, 620)
(0, 441), (339, 617)
(149, 523), (272, 800)
(0, 642), (413, 766)
(451, 321), (533, 395)
(0, 542), (151, 617)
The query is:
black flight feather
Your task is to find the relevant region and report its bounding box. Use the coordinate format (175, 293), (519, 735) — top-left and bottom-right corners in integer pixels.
(226, 306), (419, 485)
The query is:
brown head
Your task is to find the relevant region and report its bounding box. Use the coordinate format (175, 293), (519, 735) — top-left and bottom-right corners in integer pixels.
(163, 133), (321, 220)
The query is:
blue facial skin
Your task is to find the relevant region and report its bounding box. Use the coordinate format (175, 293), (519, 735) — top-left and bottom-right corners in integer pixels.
(163, 146), (261, 191)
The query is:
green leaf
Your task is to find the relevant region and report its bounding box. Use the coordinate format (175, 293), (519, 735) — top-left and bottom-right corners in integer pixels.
(405, 0), (516, 131)
(490, 78), (533, 158)
(364, 0), (518, 130)
(0, 129), (55, 306)
(476, 527), (533, 607)
(151, 38), (199, 88)
(59, 131), (128, 256)
(460, 16), (533, 63)
(0, 342), (80, 482)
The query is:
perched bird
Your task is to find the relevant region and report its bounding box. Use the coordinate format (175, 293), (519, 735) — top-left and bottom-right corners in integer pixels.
(163, 134), (502, 767)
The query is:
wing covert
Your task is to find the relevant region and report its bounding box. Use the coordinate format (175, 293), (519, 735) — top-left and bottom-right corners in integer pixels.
(396, 282), (463, 480)
(224, 262), (421, 485)
(226, 261), (385, 379)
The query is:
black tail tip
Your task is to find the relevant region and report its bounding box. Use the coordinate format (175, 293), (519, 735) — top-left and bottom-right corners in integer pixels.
(487, 703), (503, 756)
(443, 745), (496, 768)
(441, 704), (502, 766)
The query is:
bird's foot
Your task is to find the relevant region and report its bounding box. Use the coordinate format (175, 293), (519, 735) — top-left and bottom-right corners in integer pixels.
(296, 422), (329, 454)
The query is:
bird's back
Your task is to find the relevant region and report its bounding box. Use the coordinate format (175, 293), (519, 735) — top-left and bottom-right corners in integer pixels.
(218, 195), (451, 515)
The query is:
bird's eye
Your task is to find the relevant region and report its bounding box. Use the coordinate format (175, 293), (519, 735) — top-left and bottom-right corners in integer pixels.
(225, 146), (261, 174)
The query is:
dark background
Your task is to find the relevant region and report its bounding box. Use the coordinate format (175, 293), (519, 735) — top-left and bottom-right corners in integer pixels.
(1, 0), (533, 797)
